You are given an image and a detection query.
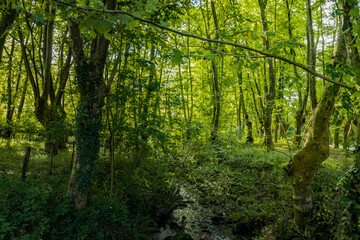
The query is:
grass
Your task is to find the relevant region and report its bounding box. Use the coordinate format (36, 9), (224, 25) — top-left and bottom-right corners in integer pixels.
(0, 139), (73, 176)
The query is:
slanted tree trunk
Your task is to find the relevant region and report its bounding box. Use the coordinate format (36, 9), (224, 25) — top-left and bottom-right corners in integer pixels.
(285, 1), (349, 228)
(0, 0), (17, 64)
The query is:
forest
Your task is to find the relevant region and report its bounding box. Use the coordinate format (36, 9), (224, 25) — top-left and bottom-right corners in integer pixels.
(0, 0), (360, 239)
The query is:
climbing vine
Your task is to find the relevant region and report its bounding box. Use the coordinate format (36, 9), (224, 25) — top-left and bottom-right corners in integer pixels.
(74, 61), (104, 194)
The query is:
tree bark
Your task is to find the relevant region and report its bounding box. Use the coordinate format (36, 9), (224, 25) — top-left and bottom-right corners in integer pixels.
(333, 115), (344, 149)
(67, 0), (116, 209)
(209, 0), (221, 141)
(238, 72), (253, 143)
(306, 0), (317, 112)
(285, 2), (348, 228)
(4, 37), (15, 139)
(343, 120), (352, 150)
(18, 7), (71, 153)
(21, 147), (31, 180)
(258, 0), (275, 149)
(0, 0), (17, 64)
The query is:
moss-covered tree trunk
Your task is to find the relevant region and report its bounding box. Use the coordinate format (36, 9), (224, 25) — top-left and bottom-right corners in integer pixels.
(286, 83), (340, 228)
(285, 1), (349, 228)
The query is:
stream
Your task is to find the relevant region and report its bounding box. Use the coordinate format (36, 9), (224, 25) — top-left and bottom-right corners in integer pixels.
(153, 185), (245, 240)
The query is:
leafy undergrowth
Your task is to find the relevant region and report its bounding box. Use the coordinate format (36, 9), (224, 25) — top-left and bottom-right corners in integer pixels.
(0, 138), (357, 239)
(0, 139), (179, 239)
(163, 138), (356, 240)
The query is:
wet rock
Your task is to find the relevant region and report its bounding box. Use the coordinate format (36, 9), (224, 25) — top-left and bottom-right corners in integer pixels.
(164, 232), (192, 240)
(169, 221), (183, 231)
(211, 215), (227, 225)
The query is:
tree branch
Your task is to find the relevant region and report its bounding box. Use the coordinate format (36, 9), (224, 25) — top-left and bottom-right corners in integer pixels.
(53, 0), (356, 91)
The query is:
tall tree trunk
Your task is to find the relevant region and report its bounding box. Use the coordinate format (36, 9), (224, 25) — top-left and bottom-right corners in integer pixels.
(67, 0), (116, 209)
(258, 0), (275, 149)
(210, 0), (221, 141)
(285, 0), (308, 147)
(139, 44), (156, 142)
(354, 117), (360, 146)
(238, 72), (253, 143)
(333, 115), (344, 149)
(4, 37), (15, 139)
(285, 2), (348, 228)
(306, 0), (317, 112)
(343, 120), (352, 150)
(17, 76), (29, 121)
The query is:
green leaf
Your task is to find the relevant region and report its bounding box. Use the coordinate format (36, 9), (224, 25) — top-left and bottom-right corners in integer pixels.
(86, 17), (113, 35)
(89, 0), (104, 7)
(160, 21), (170, 28)
(33, 13), (46, 24)
(104, 32), (111, 40)
(172, 49), (183, 64)
(204, 54), (215, 60)
(352, 91), (360, 98)
(118, 15), (131, 23)
(349, 7), (359, 17)
(225, 45), (232, 53)
(265, 31), (276, 37)
(153, 26), (164, 35)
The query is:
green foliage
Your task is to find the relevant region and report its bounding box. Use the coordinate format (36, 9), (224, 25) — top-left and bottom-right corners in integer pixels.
(92, 152), (181, 220)
(337, 166), (360, 239)
(75, 62), (103, 194)
(0, 175), (133, 239)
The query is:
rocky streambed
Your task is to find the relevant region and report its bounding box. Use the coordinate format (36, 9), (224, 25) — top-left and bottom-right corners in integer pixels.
(153, 185), (247, 240)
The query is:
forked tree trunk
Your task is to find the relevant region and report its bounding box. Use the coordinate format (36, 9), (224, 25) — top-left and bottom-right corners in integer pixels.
(286, 83), (340, 229)
(285, 3), (348, 228)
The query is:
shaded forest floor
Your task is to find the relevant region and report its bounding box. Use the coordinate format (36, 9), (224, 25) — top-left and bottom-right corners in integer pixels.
(0, 138), (355, 239)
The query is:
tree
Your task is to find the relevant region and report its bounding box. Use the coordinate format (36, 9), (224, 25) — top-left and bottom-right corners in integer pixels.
(0, 0), (17, 64)
(285, 0), (352, 229)
(18, 3), (72, 152)
(66, 0), (117, 209)
(258, 0), (276, 149)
